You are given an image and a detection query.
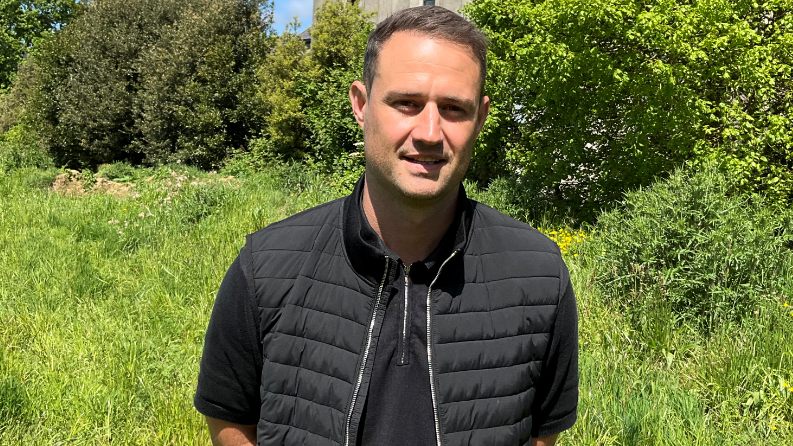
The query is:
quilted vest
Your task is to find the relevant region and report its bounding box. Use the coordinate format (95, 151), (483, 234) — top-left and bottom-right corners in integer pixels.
(248, 188), (566, 446)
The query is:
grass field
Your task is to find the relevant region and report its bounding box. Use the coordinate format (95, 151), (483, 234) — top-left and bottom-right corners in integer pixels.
(0, 165), (791, 445)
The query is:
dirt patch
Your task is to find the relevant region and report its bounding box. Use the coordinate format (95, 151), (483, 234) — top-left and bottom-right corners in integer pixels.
(53, 170), (135, 198)
(92, 177), (134, 198)
(52, 170), (87, 196)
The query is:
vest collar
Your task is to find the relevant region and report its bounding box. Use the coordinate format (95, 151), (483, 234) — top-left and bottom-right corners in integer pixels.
(342, 175), (472, 286)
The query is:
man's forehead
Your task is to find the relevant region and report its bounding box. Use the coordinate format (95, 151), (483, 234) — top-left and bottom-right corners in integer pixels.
(378, 31), (478, 65)
(372, 32), (481, 96)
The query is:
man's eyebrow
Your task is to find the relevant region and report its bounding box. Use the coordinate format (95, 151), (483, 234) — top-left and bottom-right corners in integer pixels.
(382, 91), (477, 110)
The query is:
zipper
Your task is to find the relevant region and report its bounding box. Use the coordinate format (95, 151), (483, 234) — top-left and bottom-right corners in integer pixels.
(399, 264), (412, 365)
(345, 256), (391, 446)
(427, 250), (458, 446)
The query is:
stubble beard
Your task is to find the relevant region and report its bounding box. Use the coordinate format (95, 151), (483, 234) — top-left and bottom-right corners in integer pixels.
(363, 142), (470, 208)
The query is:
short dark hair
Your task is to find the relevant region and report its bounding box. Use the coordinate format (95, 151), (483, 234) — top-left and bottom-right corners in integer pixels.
(363, 6), (489, 95)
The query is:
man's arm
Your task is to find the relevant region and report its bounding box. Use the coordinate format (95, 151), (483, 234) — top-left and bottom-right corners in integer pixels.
(530, 265), (579, 440)
(195, 252), (263, 440)
(532, 433), (559, 446)
(206, 417), (256, 446)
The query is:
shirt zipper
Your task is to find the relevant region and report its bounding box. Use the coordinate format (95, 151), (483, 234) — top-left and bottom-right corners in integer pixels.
(399, 264), (412, 365)
(345, 256), (391, 446)
(427, 250), (458, 446)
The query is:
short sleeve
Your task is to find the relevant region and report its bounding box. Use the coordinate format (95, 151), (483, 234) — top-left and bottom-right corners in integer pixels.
(530, 262), (579, 437)
(194, 245), (262, 425)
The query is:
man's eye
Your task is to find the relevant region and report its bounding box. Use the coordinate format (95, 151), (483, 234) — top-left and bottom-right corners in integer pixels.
(442, 105), (466, 115)
(394, 100), (415, 109)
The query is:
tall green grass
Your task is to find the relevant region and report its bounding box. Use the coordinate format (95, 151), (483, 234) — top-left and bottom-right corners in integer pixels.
(0, 165), (337, 444)
(0, 165), (791, 444)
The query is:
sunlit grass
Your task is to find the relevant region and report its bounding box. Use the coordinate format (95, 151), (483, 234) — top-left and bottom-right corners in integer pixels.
(0, 166), (338, 444)
(0, 166), (791, 444)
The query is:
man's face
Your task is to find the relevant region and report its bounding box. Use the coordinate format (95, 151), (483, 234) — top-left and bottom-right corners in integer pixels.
(350, 32), (489, 204)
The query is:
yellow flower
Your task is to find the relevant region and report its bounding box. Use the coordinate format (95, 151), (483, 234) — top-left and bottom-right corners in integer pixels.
(772, 425), (777, 430)
(784, 382), (789, 388)
(784, 302), (789, 307)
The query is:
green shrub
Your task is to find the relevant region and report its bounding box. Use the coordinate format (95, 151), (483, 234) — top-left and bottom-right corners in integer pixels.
(0, 124), (52, 172)
(219, 137), (276, 177)
(250, 0), (371, 161)
(300, 0), (372, 161)
(466, 0), (793, 220)
(464, 173), (559, 225)
(327, 150), (365, 194)
(0, 1), (83, 91)
(300, 64), (365, 162)
(21, 0), (269, 169)
(583, 162), (793, 332)
(253, 20), (312, 157)
(96, 162), (137, 182)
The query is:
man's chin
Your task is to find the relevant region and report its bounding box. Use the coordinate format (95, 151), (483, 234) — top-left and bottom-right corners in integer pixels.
(397, 182), (457, 203)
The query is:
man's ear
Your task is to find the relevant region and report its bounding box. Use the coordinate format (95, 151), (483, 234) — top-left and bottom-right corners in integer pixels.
(475, 95), (491, 137)
(349, 80), (368, 130)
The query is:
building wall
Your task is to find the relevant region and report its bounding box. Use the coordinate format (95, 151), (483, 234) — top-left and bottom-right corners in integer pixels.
(313, 0), (468, 25)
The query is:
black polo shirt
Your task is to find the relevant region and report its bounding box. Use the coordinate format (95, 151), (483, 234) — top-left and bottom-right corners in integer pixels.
(194, 182), (579, 444)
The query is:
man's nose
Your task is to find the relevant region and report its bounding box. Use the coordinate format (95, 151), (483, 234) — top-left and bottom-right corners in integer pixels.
(413, 102), (443, 146)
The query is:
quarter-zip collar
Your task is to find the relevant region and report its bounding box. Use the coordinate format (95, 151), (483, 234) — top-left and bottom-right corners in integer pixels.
(342, 175), (473, 286)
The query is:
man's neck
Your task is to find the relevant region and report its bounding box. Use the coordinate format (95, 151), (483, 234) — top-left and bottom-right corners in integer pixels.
(362, 176), (458, 266)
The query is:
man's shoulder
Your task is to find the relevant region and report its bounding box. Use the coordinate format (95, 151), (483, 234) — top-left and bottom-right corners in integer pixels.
(247, 197), (345, 253)
(468, 199), (562, 258)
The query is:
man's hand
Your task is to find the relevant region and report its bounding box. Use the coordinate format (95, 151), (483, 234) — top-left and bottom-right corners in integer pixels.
(532, 433), (559, 446)
(205, 416), (256, 446)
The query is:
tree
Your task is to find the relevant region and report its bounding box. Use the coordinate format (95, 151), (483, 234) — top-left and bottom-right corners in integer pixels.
(21, 0), (271, 168)
(465, 0), (793, 221)
(301, 0), (373, 161)
(254, 20), (313, 156)
(0, 0), (81, 91)
(252, 0), (372, 161)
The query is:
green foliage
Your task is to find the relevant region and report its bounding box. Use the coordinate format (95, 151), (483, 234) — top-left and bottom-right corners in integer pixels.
(248, 0), (371, 165)
(0, 0), (82, 91)
(302, 0), (372, 162)
(326, 149), (365, 194)
(0, 124), (52, 172)
(299, 64), (363, 160)
(219, 137), (275, 177)
(254, 20), (313, 156)
(308, 0), (372, 69)
(0, 83), (23, 133)
(466, 0), (793, 220)
(464, 174), (555, 224)
(174, 181), (231, 224)
(583, 162), (793, 332)
(96, 162), (137, 182)
(21, 0), (271, 169)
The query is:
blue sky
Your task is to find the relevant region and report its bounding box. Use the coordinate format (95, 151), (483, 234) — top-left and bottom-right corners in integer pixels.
(272, 0), (313, 34)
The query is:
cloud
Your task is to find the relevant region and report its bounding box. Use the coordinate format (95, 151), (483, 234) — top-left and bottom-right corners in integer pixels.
(273, 0), (314, 33)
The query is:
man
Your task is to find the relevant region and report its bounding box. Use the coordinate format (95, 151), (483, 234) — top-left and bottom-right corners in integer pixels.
(194, 6), (578, 446)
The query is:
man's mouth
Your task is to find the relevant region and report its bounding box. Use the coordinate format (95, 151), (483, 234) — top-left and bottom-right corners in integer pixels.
(403, 156), (444, 165)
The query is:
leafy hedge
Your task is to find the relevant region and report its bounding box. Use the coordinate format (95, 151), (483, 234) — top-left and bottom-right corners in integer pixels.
(583, 162), (793, 332)
(466, 0), (793, 220)
(16, 0), (268, 169)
